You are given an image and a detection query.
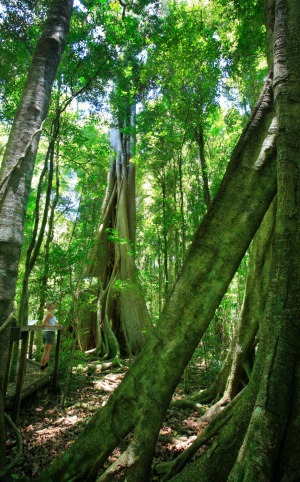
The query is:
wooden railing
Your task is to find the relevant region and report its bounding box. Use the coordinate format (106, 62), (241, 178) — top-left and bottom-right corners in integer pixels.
(4, 321), (61, 422)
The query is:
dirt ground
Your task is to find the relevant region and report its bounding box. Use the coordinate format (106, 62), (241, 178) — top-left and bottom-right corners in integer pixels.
(5, 359), (212, 480)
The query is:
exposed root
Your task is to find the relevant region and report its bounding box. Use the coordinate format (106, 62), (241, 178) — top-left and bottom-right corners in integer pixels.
(0, 413), (23, 475)
(96, 446), (134, 482)
(155, 390), (244, 481)
(96, 268), (121, 359)
(199, 394), (231, 423)
(170, 398), (207, 414)
(172, 350), (232, 407)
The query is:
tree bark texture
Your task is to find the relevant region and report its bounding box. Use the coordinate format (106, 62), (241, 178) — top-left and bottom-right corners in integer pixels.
(85, 111), (152, 356)
(173, 2), (300, 480)
(228, 0), (300, 479)
(178, 198), (276, 419)
(38, 76), (277, 482)
(0, 0), (73, 469)
(220, 199), (275, 400)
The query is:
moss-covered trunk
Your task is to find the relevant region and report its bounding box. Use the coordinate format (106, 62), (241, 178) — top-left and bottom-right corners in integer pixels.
(38, 76), (277, 482)
(180, 198), (276, 419)
(172, 1), (300, 480)
(219, 197), (275, 403)
(229, 0), (300, 479)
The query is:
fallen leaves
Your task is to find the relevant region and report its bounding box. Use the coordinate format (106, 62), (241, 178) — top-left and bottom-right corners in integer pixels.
(7, 359), (209, 479)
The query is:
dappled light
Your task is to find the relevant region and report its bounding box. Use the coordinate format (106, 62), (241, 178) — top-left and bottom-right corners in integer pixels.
(1, 0), (300, 480)
(6, 356), (215, 479)
(92, 372), (125, 393)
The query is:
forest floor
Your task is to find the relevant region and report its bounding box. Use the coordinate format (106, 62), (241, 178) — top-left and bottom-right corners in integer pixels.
(6, 356), (216, 480)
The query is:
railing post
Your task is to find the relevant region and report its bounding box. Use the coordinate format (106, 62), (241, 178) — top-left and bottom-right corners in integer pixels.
(3, 319), (19, 398)
(52, 328), (61, 392)
(12, 330), (29, 423)
(28, 330), (35, 359)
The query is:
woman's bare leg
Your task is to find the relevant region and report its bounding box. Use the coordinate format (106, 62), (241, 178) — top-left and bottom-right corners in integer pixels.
(41, 343), (53, 366)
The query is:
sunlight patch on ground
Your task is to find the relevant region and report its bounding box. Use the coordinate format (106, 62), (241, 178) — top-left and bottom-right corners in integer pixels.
(92, 373), (124, 392)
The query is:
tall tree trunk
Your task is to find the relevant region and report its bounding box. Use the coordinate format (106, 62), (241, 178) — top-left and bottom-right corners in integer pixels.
(85, 108), (152, 356)
(36, 147), (60, 363)
(177, 152), (186, 258)
(157, 232), (163, 314)
(170, 1), (300, 480)
(228, 0), (300, 479)
(38, 75), (277, 482)
(161, 169), (169, 300)
(172, 158), (180, 277)
(18, 77), (62, 328)
(8, 141), (55, 383)
(0, 0), (72, 469)
(18, 128), (57, 327)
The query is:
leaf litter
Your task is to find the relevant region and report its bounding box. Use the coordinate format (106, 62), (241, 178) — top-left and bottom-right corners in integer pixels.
(6, 360), (209, 479)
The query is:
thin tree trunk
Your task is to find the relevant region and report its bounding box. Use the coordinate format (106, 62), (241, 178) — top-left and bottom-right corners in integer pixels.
(8, 142), (54, 383)
(38, 156), (60, 317)
(173, 158), (180, 277)
(177, 152), (186, 258)
(18, 131), (56, 326)
(157, 233), (163, 314)
(195, 123), (211, 209)
(161, 170), (169, 300)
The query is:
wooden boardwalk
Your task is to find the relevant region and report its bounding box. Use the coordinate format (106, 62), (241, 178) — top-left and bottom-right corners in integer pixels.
(4, 323), (61, 422)
(5, 360), (55, 406)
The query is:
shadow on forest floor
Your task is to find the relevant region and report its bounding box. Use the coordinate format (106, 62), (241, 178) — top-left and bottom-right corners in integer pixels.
(6, 357), (215, 480)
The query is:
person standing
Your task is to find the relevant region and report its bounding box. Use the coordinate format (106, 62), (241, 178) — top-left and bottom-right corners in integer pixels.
(40, 301), (60, 370)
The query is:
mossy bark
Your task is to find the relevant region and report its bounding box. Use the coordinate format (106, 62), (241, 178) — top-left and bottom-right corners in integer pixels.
(176, 198), (275, 415)
(228, 0), (300, 479)
(38, 77), (277, 482)
(175, 1), (300, 480)
(223, 203), (275, 399)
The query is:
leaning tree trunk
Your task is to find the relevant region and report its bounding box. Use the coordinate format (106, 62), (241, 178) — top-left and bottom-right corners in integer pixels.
(84, 109), (152, 356)
(38, 74), (277, 482)
(180, 201), (276, 420)
(172, 198), (276, 417)
(0, 0), (73, 471)
(160, 200), (277, 479)
(170, 1), (300, 480)
(228, 0), (300, 479)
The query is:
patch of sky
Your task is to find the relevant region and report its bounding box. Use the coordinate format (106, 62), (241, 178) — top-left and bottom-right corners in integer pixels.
(74, 0), (88, 12)
(72, 40), (89, 60)
(57, 171), (81, 221)
(137, 49), (148, 63)
(92, 25), (106, 41)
